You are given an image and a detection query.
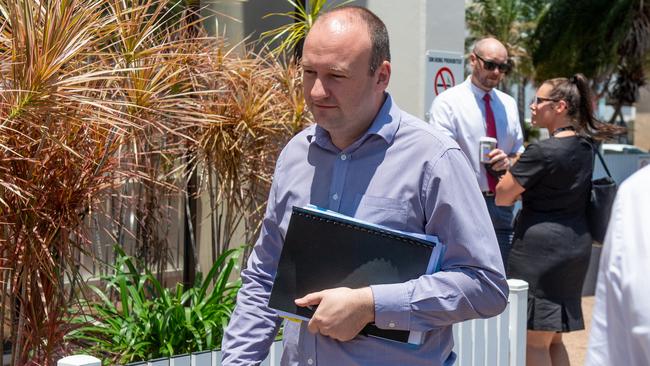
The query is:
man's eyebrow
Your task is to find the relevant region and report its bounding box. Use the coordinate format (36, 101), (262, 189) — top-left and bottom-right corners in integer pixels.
(299, 62), (347, 74)
(328, 66), (348, 74)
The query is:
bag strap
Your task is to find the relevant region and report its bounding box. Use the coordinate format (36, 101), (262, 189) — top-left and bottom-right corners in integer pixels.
(593, 143), (613, 178)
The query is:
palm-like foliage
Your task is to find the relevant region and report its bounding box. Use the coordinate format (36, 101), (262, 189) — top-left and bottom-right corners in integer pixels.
(0, 0), (132, 363)
(533, 0), (631, 85)
(260, 0), (351, 57)
(0, 0), (310, 363)
(194, 52), (308, 262)
(102, 0), (207, 276)
(533, 0), (650, 126)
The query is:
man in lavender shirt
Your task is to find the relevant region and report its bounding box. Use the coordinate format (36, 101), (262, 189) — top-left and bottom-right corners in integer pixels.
(221, 6), (508, 366)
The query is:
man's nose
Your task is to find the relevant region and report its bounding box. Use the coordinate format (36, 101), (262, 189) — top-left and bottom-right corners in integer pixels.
(310, 78), (328, 99)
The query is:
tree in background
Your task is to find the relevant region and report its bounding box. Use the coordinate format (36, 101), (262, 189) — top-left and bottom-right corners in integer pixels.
(466, 0), (549, 137)
(260, 0), (351, 58)
(533, 0), (650, 128)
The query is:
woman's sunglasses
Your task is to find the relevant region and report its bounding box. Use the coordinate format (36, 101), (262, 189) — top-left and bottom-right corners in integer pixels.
(474, 53), (513, 73)
(531, 96), (559, 105)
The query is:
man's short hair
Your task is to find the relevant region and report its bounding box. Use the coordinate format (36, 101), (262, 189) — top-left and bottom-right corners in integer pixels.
(318, 6), (391, 75)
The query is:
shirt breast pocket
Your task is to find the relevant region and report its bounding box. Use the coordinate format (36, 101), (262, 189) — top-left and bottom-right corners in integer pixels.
(352, 194), (408, 231)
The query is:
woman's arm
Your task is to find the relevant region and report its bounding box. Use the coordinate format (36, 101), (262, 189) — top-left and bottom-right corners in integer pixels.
(495, 171), (525, 206)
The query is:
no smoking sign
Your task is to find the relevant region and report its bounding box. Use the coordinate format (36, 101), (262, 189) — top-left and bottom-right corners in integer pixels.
(425, 50), (464, 118)
(434, 67), (455, 96)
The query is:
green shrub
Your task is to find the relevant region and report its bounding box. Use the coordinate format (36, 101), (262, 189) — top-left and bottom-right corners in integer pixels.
(68, 246), (242, 364)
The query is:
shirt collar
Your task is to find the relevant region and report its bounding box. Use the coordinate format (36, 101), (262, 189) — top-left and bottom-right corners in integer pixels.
(467, 76), (494, 100)
(307, 93), (400, 151)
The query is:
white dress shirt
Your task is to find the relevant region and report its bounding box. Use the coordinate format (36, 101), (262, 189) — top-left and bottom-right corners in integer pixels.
(428, 77), (524, 191)
(586, 165), (650, 366)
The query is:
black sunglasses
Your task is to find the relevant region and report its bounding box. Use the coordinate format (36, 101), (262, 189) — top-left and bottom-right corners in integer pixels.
(531, 96), (559, 105)
(474, 53), (512, 73)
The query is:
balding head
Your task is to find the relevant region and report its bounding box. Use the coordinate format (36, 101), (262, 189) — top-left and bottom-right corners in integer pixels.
(473, 37), (508, 60)
(311, 6), (390, 75)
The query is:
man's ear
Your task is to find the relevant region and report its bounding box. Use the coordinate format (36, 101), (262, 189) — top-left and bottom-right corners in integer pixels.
(376, 61), (391, 88)
(469, 53), (477, 69)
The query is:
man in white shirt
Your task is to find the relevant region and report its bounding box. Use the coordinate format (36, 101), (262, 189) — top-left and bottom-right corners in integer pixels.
(585, 165), (650, 366)
(428, 37), (523, 264)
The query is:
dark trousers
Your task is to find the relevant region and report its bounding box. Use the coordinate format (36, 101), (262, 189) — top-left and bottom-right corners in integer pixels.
(484, 195), (514, 266)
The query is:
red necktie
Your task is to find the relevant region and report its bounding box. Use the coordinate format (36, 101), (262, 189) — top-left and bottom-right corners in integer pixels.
(483, 93), (498, 193)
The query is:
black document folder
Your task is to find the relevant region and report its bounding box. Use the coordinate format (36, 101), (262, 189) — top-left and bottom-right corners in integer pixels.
(268, 205), (445, 345)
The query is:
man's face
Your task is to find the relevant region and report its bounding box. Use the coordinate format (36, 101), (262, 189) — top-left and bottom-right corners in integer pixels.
(470, 47), (509, 91)
(301, 17), (389, 149)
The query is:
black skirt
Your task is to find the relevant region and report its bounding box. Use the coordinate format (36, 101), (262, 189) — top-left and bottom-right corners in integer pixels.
(507, 211), (592, 332)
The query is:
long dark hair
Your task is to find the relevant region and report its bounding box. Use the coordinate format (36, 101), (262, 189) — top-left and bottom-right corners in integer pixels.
(544, 74), (625, 140)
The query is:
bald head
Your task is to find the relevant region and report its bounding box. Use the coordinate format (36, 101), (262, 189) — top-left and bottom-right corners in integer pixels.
(473, 38), (508, 60)
(311, 6), (390, 75)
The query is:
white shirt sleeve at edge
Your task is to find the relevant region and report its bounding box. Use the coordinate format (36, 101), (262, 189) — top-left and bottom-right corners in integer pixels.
(585, 166), (650, 366)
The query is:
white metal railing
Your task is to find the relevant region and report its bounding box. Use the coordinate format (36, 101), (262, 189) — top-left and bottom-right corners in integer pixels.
(58, 279), (528, 366)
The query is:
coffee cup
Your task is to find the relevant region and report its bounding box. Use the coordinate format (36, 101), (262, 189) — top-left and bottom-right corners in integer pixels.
(479, 137), (497, 163)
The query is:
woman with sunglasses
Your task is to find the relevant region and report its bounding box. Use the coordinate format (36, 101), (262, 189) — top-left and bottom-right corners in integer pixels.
(495, 74), (623, 366)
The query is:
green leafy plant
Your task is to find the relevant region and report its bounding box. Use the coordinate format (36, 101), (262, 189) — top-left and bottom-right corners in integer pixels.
(68, 246), (242, 364)
(260, 0), (352, 56)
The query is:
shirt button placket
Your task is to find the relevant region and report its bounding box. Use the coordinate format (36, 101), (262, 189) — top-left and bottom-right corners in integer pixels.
(329, 153), (350, 211)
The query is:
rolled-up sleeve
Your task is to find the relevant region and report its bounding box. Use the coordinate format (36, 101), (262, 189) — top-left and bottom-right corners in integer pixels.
(372, 147), (508, 331)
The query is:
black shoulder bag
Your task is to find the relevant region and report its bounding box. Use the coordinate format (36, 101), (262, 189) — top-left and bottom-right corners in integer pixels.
(587, 147), (617, 243)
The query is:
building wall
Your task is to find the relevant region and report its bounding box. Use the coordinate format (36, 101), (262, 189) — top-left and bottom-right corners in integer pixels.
(205, 0), (293, 52)
(347, 0), (465, 119)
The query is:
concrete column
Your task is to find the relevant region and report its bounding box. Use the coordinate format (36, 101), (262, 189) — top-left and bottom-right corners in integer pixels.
(360, 0), (465, 119)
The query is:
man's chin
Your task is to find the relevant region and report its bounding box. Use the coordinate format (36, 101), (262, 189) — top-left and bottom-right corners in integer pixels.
(312, 111), (339, 124)
(486, 80), (500, 88)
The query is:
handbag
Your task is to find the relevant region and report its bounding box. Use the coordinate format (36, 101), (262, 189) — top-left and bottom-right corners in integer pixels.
(587, 147), (617, 243)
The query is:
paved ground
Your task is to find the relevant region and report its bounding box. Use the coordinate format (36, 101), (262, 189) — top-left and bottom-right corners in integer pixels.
(563, 296), (595, 366)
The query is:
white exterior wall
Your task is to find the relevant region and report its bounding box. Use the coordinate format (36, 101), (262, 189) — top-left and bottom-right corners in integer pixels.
(360, 0), (465, 119)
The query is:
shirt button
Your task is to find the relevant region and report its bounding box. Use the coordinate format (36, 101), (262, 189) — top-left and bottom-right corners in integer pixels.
(332, 193), (339, 201)
(388, 322), (396, 328)
(340, 154), (347, 161)
(307, 358), (314, 365)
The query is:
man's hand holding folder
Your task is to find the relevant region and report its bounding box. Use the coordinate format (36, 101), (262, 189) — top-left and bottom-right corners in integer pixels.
(295, 287), (375, 342)
(268, 205), (446, 345)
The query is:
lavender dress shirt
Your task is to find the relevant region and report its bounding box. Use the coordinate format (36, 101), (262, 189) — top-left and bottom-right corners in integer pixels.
(221, 94), (508, 366)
